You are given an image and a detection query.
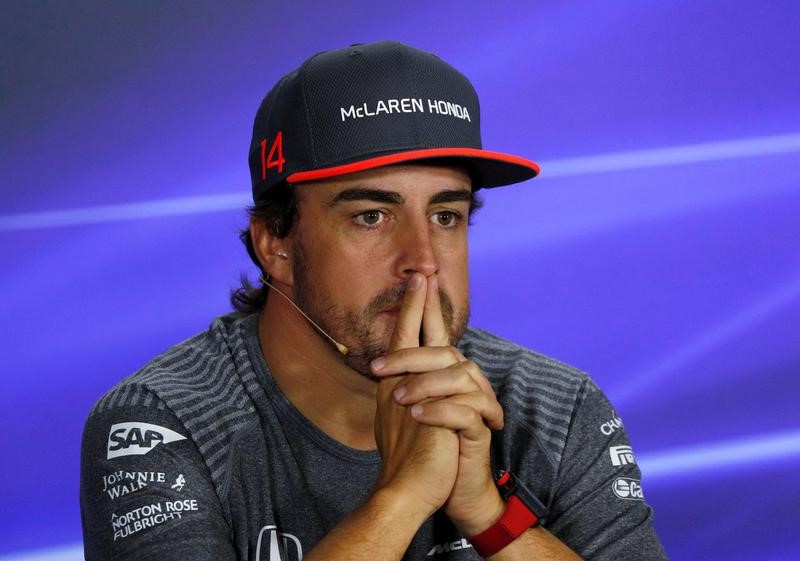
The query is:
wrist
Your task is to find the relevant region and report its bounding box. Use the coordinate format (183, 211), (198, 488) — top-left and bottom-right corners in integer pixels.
(370, 483), (437, 526)
(448, 484), (506, 537)
(466, 470), (548, 559)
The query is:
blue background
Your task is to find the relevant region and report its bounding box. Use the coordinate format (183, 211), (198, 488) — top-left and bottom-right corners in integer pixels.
(1, 2), (798, 560)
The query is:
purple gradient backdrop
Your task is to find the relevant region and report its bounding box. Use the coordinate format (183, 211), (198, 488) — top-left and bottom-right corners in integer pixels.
(2, 2), (799, 559)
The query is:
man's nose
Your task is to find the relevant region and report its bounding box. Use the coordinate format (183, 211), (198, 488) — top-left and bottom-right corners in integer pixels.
(395, 222), (439, 278)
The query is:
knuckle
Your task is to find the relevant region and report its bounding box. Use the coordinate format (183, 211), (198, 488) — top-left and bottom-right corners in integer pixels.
(396, 326), (412, 339)
(403, 380), (423, 398)
(393, 331), (415, 347)
(492, 402), (504, 419)
(458, 363), (478, 384)
(475, 392), (491, 407)
(423, 403), (443, 421)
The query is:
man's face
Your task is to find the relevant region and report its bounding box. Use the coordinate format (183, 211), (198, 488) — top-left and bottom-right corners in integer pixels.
(287, 163), (472, 378)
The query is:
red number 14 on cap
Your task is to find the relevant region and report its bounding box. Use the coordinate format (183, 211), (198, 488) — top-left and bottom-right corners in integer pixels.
(260, 131), (285, 178)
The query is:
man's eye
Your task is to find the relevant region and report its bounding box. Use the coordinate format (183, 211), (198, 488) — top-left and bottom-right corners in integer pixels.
(354, 210), (386, 226)
(431, 211), (460, 227)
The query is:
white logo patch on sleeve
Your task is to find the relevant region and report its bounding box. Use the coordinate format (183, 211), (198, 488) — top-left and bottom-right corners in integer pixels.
(107, 422), (187, 459)
(612, 477), (644, 500)
(609, 445), (636, 466)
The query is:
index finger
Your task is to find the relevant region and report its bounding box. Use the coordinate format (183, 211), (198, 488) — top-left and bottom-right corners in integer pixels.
(422, 275), (450, 347)
(388, 273), (427, 352)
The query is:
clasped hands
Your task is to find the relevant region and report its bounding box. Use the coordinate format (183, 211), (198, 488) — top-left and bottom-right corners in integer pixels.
(371, 272), (506, 536)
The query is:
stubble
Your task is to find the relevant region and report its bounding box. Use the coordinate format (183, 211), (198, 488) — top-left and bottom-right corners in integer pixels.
(291, 237), (469, 379)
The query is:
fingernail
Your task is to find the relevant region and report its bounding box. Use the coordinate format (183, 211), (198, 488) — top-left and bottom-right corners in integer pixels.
(409, 274), (423, 291)
(371, 358), (385, 372)
(393, 386), (406, 401)
(411, 404), (423, 417)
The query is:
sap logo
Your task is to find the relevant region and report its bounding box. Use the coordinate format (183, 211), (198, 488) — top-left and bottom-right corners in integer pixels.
(609, 445), (636, 467)
(256, 525), (303, 561)
(427, 538), (473, 556)
(599, 413), (623, 436)
(107, 422), (186, 459)
(612, 477), (644, 500)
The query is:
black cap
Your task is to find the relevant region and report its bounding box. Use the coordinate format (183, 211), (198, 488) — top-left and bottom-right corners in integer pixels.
(248, 41), (539, 203)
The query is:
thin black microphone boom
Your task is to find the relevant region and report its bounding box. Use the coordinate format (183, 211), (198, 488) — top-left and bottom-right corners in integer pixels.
(259, 275), (349, 355)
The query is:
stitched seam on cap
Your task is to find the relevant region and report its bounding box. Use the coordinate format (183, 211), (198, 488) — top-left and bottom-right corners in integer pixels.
(298, 52), (324, 166)
(400, 42), (423, 147)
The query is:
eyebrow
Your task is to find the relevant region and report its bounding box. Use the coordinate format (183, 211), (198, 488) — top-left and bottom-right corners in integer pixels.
(326, 188), (403, 207)
(326, 187), (472, 208)
(428, 189), (472, 205)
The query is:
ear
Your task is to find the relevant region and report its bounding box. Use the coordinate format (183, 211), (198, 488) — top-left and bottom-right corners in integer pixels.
(249, 217), (293, 286)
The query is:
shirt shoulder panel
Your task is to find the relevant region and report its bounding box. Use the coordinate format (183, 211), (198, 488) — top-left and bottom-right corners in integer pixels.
(458, 326), (596, 468)
(87, 314), (263, 505)
(457, 327), (667, 560)
(80, 399), (237, 560)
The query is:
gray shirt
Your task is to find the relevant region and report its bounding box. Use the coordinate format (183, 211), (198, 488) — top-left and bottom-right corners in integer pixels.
(80, 313), (668, 560)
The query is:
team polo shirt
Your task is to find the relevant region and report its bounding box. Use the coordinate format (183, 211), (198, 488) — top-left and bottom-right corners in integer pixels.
(80, 313), (668, 560)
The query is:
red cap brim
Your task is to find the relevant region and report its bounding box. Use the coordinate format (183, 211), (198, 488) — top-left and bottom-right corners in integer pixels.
(286, 147), (539, 189)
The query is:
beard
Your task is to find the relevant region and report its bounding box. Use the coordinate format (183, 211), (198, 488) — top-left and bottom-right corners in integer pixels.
(291, 237), (470, 379)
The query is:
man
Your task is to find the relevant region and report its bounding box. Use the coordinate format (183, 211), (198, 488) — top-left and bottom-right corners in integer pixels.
(81, 41), (667, 560)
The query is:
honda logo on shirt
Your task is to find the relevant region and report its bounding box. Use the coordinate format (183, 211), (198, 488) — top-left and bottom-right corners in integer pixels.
(256, 525), (303, 561)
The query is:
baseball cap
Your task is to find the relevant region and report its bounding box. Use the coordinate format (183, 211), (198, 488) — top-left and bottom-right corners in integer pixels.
(248, 41), (539, 203)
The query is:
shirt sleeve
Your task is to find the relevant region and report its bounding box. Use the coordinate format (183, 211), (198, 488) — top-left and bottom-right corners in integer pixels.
(80, 396), (237, 561)
(546, 382), (669, 560)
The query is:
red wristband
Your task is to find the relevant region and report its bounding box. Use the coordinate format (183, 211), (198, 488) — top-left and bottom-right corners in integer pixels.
(467, 495), (539, 558)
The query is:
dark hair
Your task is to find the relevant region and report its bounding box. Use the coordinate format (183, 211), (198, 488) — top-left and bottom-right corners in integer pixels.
(230, 162), (484, 315)
(230, 182), (298, 315)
